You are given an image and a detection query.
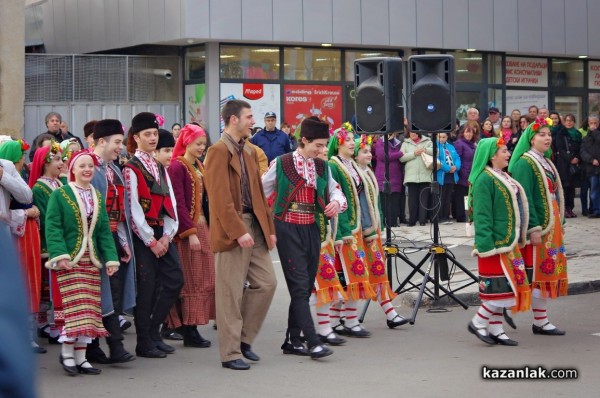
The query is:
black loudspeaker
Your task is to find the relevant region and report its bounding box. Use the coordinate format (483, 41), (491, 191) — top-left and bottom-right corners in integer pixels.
(354, 57), (404, 134)
(407, 55), (455, 133)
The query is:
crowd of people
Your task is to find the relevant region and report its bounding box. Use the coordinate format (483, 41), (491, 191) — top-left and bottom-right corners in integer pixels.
(0, 100), (592, 379)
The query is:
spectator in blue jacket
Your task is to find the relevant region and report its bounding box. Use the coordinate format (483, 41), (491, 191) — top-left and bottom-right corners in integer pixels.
(250, 112), (292, 163)
(436, 132), (461, 224)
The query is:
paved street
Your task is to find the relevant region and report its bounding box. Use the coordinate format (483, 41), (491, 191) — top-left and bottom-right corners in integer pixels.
(36, 201), (600, 398)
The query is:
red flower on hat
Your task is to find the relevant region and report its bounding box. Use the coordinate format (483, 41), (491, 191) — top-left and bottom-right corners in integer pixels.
(532, 123), (540, 131)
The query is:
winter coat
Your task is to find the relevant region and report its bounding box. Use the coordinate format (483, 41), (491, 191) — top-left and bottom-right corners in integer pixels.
(453, 138), (475, 187)
(580, 129), (600, 176)
(553, 127), (582, 186)
(400, 136), (433, 184)
(436, 141), (461, 185)
(373, 137), (404, 193)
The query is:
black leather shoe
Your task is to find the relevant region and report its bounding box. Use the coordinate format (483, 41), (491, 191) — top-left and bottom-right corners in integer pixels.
(319, 332), (346, 346)
(161, 326), (183, 341)
(77, 361), (102, 375)
(387, 315), (409, 329)
(154, 340), (176, 354)
(281, 342), (310, 356)
(59, 355), (78, 376)
(467, 321), (495, 345)
(48, 335), (60, 345)
(240, 343), (260, 362)
(309, 345), (334, 359)
(532, 323), (566, 336)
(109, 345), (136, 363)
(135, 347), (167, 359)
(183, 327), (211, 348)
(588, 213), (600, 218)
(490, 333), (519, 346)
(87, 347), (111, 364)
(221, 359), (250, 370)
(341, 325), (371, 338)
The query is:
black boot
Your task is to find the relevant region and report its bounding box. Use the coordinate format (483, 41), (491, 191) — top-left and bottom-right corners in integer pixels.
(104, 313), (135, 363)
(183, 325), (211, 348)
(86, 338), (111, 364)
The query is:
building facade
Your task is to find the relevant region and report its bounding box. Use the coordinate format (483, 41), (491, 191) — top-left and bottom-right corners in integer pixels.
(25, 0), (600, 142)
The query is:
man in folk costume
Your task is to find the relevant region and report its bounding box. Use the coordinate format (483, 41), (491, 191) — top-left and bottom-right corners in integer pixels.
(204, 99), (278, 371)
(467, 137), (531, 346)
(165, 124), (215, 349)
(29, 142), (64, 344)
(262, 116), (346, 358)
(0, 139), (44, 353)
(353, 134), (409, 329)
(508, 117), (568, 336)
(123, 112), (184, 358)
(86, 119), (137, 363)
(45, 150), (120, 375)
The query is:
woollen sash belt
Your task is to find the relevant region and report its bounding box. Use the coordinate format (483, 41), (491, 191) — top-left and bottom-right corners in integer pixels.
(288, 202), (316, 214)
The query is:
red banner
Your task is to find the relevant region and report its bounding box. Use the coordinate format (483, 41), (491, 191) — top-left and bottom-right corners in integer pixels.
(283, 85), (343, 130)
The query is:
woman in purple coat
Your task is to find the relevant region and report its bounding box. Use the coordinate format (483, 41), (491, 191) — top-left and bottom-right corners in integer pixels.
(374, 131), (406, 227)
(166, 124), (215, 348)
(452, 123), (479, 222)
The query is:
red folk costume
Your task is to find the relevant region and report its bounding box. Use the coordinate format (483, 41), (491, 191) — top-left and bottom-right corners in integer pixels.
(166, 124), (216, 333)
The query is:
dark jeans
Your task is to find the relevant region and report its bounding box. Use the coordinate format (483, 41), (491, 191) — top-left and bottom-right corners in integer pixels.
(133, 226), (184, 349)
(274, 220), (321, 349)
(406, 182), (429, 225)
(590, 175), (600, 215)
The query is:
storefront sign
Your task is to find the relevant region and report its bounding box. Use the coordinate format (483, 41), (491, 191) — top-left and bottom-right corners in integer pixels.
(505, 57), (548, 87)
(283, 85), (343, 130)
(506, 90), (548, 115)
(588, 61), (600, 89)
(220, 83), (281, 131)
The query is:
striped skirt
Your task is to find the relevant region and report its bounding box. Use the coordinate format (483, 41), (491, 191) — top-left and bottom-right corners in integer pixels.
(55, 252), (108, 339)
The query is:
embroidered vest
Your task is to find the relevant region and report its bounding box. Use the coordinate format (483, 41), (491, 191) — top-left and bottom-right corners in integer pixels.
(272, 153), (329, 221)
(124, 156), (175, 222)
(106, 174), (126, 232)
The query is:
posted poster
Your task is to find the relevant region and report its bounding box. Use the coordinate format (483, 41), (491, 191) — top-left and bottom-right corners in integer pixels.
(505, 57), (548, 87)
(220, 83), (280, 131)
(283, 85), (343, 130)
(185, 84), (207, 125)
(506, 90), (548, 115)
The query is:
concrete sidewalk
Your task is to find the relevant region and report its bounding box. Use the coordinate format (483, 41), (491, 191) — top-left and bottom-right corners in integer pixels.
(387, 206), (600, 307)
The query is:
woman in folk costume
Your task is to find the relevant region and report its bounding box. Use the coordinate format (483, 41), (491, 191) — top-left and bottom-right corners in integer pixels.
(467, 137), (531, 346)
(165, 124), (215, 348)
(508, 117), (568, 336)
(353, 134), (410, 329)
(327, 123), (376, 337)
(29, 141), (64, 344)
(0, 139), (43, 353)
(311, 146), (348, 347)
(45, 150), (120, 375)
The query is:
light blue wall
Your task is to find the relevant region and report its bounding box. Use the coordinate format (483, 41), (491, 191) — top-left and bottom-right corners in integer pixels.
(41, 0), (598, 58)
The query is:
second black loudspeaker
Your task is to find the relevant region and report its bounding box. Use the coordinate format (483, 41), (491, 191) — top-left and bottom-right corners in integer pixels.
(354, 57), (403, 133)
(407, 55), (455, 133)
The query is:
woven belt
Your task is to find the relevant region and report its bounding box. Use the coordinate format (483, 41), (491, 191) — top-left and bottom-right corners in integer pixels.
(147, 219), (164, 227)
(288, 202), (316, 214)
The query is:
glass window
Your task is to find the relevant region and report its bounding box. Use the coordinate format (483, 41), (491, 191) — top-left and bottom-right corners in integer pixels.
(185, 46), (206, 81)
(344, 50), (398, 81)
(220, 45), (280, 80)
(589, 93), (600, 116)
(455, 91), (480, 124)
(554, 96), (582, 125)
(451, 51), (483, 83)
(489, 54), (503, 85)
(487, 88), (503, 115)
(284, 47), (341, 81)
(552, 59), (584, 87)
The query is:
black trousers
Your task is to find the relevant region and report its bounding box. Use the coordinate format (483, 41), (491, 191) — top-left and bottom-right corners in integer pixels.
(380, 191), (406, 227)
(439, 182), (455, 221)
(274, 219), (321, 349)
(406, 182), (429, 225)
(132, 225), (183, 349)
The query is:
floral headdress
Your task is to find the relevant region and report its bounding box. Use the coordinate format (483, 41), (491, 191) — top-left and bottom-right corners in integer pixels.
(327, 121), (355, 159)
(530, 117), (553, 134)
(508, 117), (553, 172)
(358, 134), (373, 149)
(45, 140), (62, 163)
(17, 138), (30, 152)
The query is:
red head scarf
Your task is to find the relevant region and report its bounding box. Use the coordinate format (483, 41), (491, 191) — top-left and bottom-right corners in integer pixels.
(68, 150), (98, 182)
(172, 124), (206, 159)
(28, 145), (58, 188)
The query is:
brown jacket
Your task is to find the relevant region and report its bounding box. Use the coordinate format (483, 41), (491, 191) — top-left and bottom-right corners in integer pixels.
(204, 135), (275, 252)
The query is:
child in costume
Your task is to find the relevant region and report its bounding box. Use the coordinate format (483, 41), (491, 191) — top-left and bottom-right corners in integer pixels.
(467, 137), (531, 346)
(45, 150), (120, 375)
(29, 142), (64, 344)
(508, 117), (568, 336)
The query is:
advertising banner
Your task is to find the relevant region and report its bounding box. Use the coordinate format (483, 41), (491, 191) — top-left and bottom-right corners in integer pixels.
(283, 84), (343, 130)
(506, 90), (549, 115)
(505, 57), (548, 87)
(220, 83), (281, 131)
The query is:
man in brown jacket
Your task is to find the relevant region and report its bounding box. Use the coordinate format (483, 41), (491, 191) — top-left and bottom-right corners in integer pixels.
(204, 99), (277, 370)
